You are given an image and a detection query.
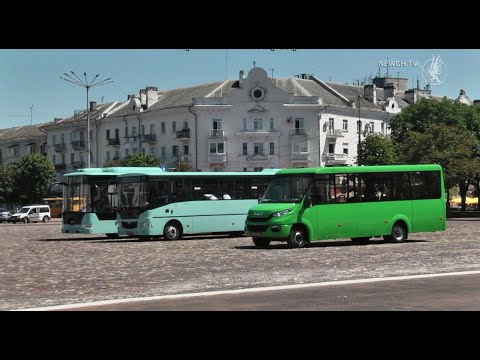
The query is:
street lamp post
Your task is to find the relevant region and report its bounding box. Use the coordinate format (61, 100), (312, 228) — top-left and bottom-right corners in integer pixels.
(357, 94), (362, 166)
(60, 72), (113, 168)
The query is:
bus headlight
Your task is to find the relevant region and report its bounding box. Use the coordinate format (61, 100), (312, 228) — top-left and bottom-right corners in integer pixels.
(272, 208), (292, 218)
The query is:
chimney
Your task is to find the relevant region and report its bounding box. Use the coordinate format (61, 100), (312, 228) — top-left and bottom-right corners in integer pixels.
(146, 86), (158, 108)
(127, 94), (135, 100)
(90, 101), (97, 112)
(363, 84), (376, 104)
(54, 117), (63, 123)
(140, 89), (147, 109)
(405, 89), (418, 104)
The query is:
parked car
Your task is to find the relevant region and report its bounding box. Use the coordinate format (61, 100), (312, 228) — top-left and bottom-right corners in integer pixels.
(0, 208), (12, 223)
(10, 205), (51, 223)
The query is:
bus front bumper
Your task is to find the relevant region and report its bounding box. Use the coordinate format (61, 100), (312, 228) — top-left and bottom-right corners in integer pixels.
(245, 223), (292, 240)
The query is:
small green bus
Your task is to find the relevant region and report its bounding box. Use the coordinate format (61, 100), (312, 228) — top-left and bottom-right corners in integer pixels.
(245, 165), (446, 248)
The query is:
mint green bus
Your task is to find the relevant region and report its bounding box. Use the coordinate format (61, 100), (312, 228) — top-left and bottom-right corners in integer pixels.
(116, 169), (279, 239)
(245, 165), (446, 248)
(63, 167), (163, 238)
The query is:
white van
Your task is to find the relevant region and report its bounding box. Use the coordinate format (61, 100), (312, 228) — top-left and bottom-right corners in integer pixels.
(11, 205), (51, 224)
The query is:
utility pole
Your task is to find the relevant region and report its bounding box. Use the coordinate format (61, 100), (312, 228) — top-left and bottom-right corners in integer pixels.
(29, 104), (33, 125)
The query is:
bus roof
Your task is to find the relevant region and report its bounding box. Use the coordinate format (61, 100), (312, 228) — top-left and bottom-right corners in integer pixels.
(116, 168), (282, 178)
(274, 164), (442, 175)
(63, 167), (166, 178)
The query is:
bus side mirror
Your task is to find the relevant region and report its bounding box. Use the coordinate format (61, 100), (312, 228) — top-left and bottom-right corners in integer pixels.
(304, 197), (312, 208)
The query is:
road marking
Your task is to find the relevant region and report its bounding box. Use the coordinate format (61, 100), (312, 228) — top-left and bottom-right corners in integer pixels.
(16, 270), (480, 311)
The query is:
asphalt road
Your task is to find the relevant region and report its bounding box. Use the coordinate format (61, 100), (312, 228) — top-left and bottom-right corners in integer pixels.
(1, 218), (479, 311)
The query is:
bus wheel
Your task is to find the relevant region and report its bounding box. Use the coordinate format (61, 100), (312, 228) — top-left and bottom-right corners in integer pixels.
(253, 237), (270, 248)
(42, 216), (49, 223)
(385, 222), (406, 243)
(351, 237), (370, 245)
(287, 227), (306, 248)
(164, 222), (182, 241)
(106, 233), (119, 239)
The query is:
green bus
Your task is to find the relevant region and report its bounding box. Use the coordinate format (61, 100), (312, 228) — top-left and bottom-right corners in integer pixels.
(116, 169), (280, 239)
(62, 167), (163, 238)
(245, 164), (446, 248)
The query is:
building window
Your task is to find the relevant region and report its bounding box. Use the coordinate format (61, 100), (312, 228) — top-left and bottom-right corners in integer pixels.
(150, 124), (155, 134)
(209, 142), (225, 154)
(254, 143), (264, 155)
(52, 154), (56, 164)
(328, 118), (334, 130)
(328, 143), (335, 154)
(106, 129), (110, 140)
(141, 148), (145, 155)
(151, 147), (156, 155)
(53, 135), (56, 145)
(172, 145), (179, 156)
(89, 130), (93, 142)
(132, 126), (137, 137)
(381, 122), (385, 133)
(161, 146), (166, 159)
(343, 119), (348, 131)
(61, 153), (65, 165)
(71, 153), (74, 164)
(270, 118), (274, 130)
(115, 129), (119, 139)
(61, 133), (65, 143)
(369, 122), (375, 133)
(114, 151), (119, 160)
(242, 143), (247, 155)
(254, 118), (263, 130)
(8, 146), (19, 157)
(161, 122), (166, 134)
(183, 121), (188, 130)
(125, 149), (129, 157)
(270, 142), (275, 155)
(295, 118), (304, 130)
(343, 143), (349, 155)
(212, 119), (222, 135)
(172, 121), (176, 133)
(125, 127), (129, 138)
(90, 152), (93, 161)
(242, 118), (247, 130)
(184, 145), (189, 155)
(106, 151), (110, 161)
(292, 140), (308, 153)
(141, 125), (145, 135)
(254, 167), (263, 172)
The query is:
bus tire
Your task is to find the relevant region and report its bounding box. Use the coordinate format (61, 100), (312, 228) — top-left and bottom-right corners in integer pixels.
(287, 227), (307, 248)
(253, 237), (270, 248)
(42, 216), (49, 223)
(351, 237), (370, 245)
(164, 221), (182, 241)
(106, 233), (119, 239)
(384, 222), (407, 243)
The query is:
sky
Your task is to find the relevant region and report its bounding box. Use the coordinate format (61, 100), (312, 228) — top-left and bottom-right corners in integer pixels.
(1, 49), (480, 129)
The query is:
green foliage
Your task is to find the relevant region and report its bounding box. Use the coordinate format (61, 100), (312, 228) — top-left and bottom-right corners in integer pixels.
(397, 123), (478, 191)
(12, 154), (55, 204)
(103, 159), (122, 167)
(389, 98), (480, 143)
(0, 164), (17, 203)
(359, 134), (397, 165)
(119, 153), (160, 167)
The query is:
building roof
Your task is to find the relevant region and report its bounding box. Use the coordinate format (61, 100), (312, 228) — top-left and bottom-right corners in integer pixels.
(0, 123), (49, 143)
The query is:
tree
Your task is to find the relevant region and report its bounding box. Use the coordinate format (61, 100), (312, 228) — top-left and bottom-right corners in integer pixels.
(389, 98), (480, 143)
(13, 154), (55, 204)
(359, 134), (398, 165)
(0, 163), (16, 203)
(398, 123), (479, 210)
(119, 153), (160, 167)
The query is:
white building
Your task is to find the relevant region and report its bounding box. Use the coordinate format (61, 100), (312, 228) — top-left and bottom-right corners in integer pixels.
(41, 67), (397, 178)
(0, 124), (48, 166)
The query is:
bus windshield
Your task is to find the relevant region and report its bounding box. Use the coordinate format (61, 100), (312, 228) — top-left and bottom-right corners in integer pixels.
(260, 174), (312, 203)
(118, 176), (148, 211)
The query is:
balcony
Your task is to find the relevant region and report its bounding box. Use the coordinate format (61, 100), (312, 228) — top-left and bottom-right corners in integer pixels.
(142, 134), (157, 143)
(108, 138), (120, 146)
(71, 140), (85, 151)
(54, 143), (66, 152)
(290, 128), (307, 136)
(176, 129), (190, 140)
(326, 129), (344, 139)
(291, 153), (310, 163)
(208, 154), (227, 166)
(40, 144), (48, 155)
(54, 163), (67, 170)
(209, 129), (225, 138)
(323, 153), (348, 164)
(71, 161), (85, 169)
